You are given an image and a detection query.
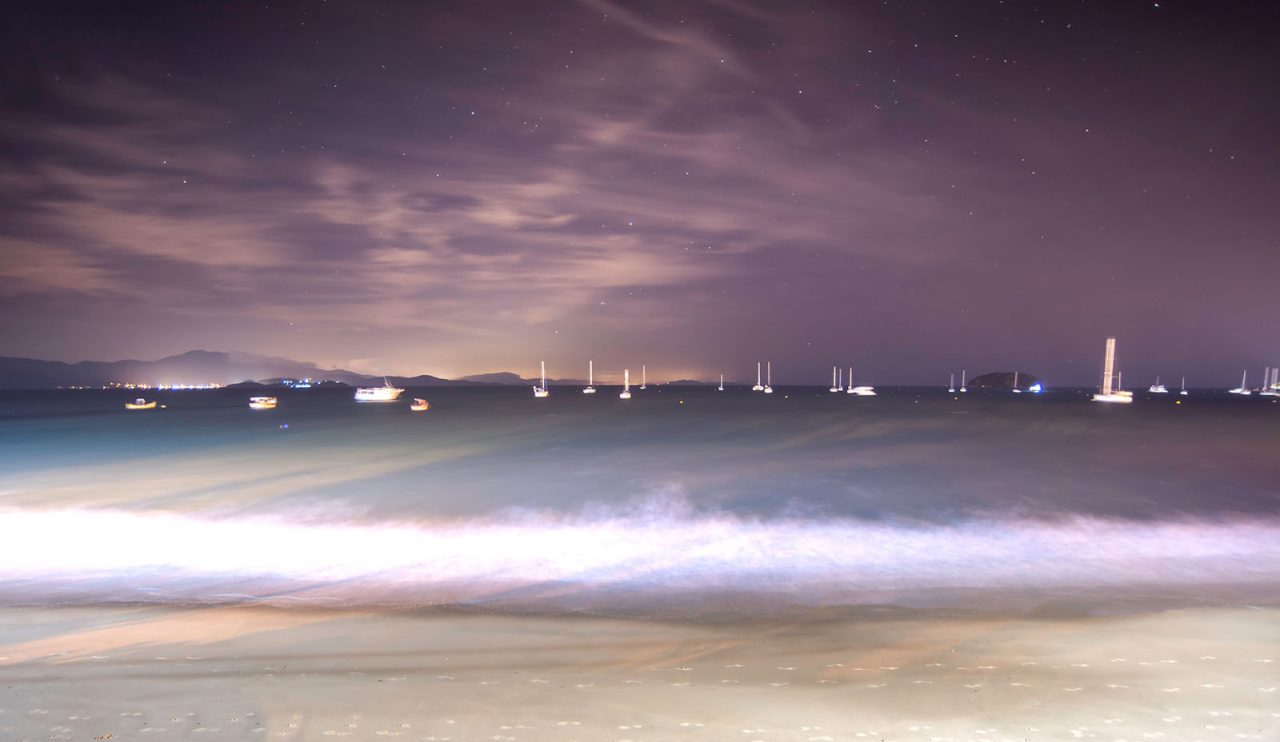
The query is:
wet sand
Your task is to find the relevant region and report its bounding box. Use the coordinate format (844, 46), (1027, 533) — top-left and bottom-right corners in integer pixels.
(1, 605), (1277, 741)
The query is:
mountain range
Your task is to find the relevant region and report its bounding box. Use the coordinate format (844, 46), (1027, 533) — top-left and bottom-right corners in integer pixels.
(0, 350), (553, 389)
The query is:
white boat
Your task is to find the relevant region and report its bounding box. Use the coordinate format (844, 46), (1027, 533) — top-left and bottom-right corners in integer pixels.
(1179, 376), (1188, 396)
(409, 398), (429, 411)
(947, 373), (955, 393)
(619, 368), (632, 399)
(1092, 337), (1134, 403)
(718, 373), (724, 392)
(583, 360), (596, 394)
(960, 369), (967, 393)
(640, 365), (647, 390)
(1148, 377), (1168, 394)
(533, 361), (550, 398)
(829, 366), (840, 393)
(763, 361), (773, 394)
(124, 398), (156, 410)
(1228, 370), (1250, 395)
(1011, 371), (1023, 393)
(355, 377), (404, 403)
(845, 367), (856, 394)
(1260, 367), (1276, 397)
(849, 385), (876, 396)
(752, 362), (764, 392)
(248, 396), (277, 410)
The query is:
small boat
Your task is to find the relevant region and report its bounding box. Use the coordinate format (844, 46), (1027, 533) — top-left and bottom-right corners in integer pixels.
(619, 368), (632, 399)
(718, 373), (724, 392)
(1228, 370), (1251, 396)
(752, 362), (764, 392)
(248, 396), (277, 410)
(763, 361), (773, 394)
(1011, 371), (1023, 393)
(829, 366), (840, 393)
(640, 365), (647, 390)
(355, 377), (404, 402)
(533, 361), (550, 398)
(960, 369), (967, 393)
(409, 398), (429, 411)
(947, 373), (955, 394)
(124, 398), (156, 410)
(583, 360), (596, 394)
(1092, 337), (1133, 403)
(1179, 376), (1188, 396)
(1148, 377), (1168, 394)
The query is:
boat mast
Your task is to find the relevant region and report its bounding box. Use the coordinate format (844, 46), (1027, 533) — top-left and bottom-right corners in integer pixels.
(641, 365), (647, 389)
(1101, 337), (1116, 396)
(541, 361), (546, 389)
(589, 360), (593, 387)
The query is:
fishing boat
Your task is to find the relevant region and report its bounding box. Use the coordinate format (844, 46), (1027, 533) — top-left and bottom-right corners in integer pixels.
(1148, 377), (1168, 394)
(763, 361), (773, 394)
(1179, 376), (1189, 396)
(355, 377), (404, 403)
(582, 360), (597, 394)
(960, 369), (967, 393)
(409, 398), (429, 411)
(947, 373), (955, 393)
(1092, 337), (1134, 403)
(124, 398), (156, 410)
(248, 396), (277, 410)
(533, 361), (550, 398)
(619, 368), (632, 399)
(752, 362), (764, 392)
(718, 373), (724, 391)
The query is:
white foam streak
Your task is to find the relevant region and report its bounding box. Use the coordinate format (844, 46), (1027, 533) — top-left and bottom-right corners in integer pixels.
(2, 507), (1278, 605)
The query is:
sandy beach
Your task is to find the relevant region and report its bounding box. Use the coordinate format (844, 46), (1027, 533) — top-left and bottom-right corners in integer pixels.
(1, 605), (1276, 741)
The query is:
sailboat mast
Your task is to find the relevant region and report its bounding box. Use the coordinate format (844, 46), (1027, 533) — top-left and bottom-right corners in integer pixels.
(624, 368), (630, 390)
(589, 360), (593, 386)
(767, 361), (772, 385)
(838, 367), (843, 388)
(1101, 337), (1116, 395)
(541, 361), (546, 388)
(757, 362), (762, 386)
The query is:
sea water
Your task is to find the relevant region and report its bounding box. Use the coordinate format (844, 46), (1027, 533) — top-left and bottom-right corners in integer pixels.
(1, 386), (1278, 614)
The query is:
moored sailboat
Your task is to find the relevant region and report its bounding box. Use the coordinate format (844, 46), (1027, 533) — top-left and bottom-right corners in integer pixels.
(1092, 337), (1133, 403)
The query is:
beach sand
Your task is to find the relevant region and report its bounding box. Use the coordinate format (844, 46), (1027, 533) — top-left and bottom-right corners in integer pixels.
(1, 605), (1277, 741)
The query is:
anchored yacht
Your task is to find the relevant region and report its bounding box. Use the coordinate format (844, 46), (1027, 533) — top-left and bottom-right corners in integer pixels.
(947, 373), (955, 393)
(355, 377), (404, 403)
(533, 361), (550, 398)
(1148, 377), (1168, 394)
(619, 368), (632, 399)
(583, 360), (597, 394)
(1228, 370), (1251, 395)
(960, 369), (967, 393)
(1092, 337), (1133, 404)
(248, 396), (277, 410)
(764, 361), (774, 394)
(124, 398), (156, 410)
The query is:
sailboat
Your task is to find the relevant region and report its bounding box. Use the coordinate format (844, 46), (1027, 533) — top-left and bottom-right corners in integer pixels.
(1092, 337), (1133, 403)
(640, 365), (647, 390)
(355, 376), (404, 402)
(752, 362), (764, 391)
(1011, 371), (1023, 393)
(533, 361), (550, 398)
(1228, 370), (1251, 395)
(845, 367), (856, 394)
(846, 366), (875, 395)
(960, 369), (967, 393)
(829, 366), (840, 393)
(1261, 367), (1276, 397)
(718, 373), (724, 391)
(583, 360), (597, 394)
(1265, 367), (1280, 396)
(619, 368), (632, 399)
(947, 373), (956, 393)
(1148, 377), (1168, 394)
(763, 361), (774, 394)
(1179, 377), (1188, 396)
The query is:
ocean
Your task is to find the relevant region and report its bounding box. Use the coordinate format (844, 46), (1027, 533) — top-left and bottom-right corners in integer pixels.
(2, 385), (1277, 615)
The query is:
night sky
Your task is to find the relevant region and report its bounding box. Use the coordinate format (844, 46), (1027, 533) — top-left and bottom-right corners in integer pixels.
(2, 1), (1278, 385)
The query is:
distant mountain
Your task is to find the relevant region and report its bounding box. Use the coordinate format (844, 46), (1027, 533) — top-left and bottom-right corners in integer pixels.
(0, 350), (484, 389)
(968, 371), (1043, 390)
(460, 371), (531, 385)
